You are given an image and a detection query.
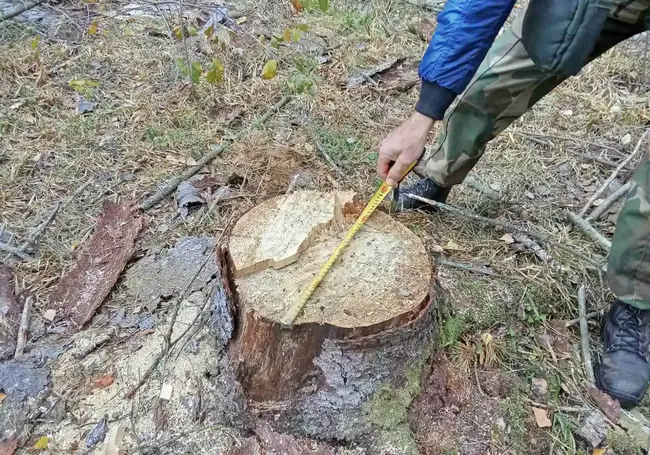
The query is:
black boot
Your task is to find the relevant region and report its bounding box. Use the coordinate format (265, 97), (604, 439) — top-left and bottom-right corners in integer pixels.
(391, 177), (452, 212)
(595, 299), (650, 408)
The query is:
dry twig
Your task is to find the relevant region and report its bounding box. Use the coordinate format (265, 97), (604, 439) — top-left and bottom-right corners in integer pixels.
(140, 95), (291, 211)
(406, 194), (605, 270)
(125, 243), (217, 398)
(577, 285), (596, 384)
(14, 296), (33, 358)
(579, 129), (649, 216)
(567, 211), (612, 252)
(1, 0), (48, 21)
(587, 181), (631, 221)
(438, 258), (496, 276)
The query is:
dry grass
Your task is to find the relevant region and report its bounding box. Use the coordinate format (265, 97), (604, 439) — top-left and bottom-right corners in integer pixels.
(2, 0), (650, 452)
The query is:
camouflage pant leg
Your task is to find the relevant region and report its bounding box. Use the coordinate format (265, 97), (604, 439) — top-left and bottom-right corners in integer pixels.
(424, 1), (647, 187)
(424, 9), (566, 186)
(607, 157), (650, 309)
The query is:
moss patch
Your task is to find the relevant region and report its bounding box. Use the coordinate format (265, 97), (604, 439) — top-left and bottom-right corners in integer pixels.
(366, 363), (430, 455)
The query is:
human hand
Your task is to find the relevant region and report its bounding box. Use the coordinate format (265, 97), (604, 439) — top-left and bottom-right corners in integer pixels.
(377, 112), (436, 186)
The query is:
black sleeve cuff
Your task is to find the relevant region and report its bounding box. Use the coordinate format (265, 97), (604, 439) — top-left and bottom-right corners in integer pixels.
(415, 80), (457, 120)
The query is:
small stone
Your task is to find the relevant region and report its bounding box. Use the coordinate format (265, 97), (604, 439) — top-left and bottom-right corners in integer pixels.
(496, 417), (506, 432)
(531, 378), (548, 398)
(160, 383), (173, 400)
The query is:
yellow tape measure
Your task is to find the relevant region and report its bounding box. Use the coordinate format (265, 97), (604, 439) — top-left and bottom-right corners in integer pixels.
(279, 162), (417, 327)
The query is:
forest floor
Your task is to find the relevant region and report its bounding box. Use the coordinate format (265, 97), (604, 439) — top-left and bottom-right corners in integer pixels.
(1, 0), (650, 453)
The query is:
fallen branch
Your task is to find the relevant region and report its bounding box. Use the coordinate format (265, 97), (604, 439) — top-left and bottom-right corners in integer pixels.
(587, 181), (631, 221)
(0, 241), (34, 261)
(578, 285), (596, 384)
(1, 0), (48, 21)
(14, 296), (33, 358)
(438, 258), (496, 276)
(512, 233), (567, 272)
(462, 176), (564, 270)
(140, 95), (291, 211)
(24, 202), (61, 251)
(579, 129), (649, 216)
(566, 310), (601, 327)
(515, 131), (626, 158)
(567, 212), (612, 252)
(407, 194), (605, 270)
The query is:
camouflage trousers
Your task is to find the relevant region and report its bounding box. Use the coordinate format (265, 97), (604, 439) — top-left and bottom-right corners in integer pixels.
(425, 0), (650, 308)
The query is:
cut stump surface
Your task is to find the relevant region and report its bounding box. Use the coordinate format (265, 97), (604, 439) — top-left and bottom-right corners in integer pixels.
(229, 190), (431, 328)
(223, 191), (438, 443)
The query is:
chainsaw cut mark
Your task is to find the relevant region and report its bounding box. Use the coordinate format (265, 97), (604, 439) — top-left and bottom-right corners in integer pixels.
(229, 191), (358, 278)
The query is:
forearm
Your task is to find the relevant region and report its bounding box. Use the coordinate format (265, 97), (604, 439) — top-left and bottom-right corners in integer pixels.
(416, 0), (516, 120)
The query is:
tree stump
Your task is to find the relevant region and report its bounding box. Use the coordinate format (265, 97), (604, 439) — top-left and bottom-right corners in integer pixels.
(225, 191), (438, 441)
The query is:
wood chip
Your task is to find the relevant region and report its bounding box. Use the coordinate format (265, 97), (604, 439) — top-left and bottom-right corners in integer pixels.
(532, 407), (552, 428)
(588, 386), (621, 424)
(159, 383), (173, 400)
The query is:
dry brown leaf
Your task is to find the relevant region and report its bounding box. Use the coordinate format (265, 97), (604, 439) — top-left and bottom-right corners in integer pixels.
(0, 393), (6, 405)
(532, 407), (552, 428)
(93, 373), (114, 388)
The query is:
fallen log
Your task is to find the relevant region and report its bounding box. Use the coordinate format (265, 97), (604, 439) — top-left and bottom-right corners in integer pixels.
(221, 191), (438, 441)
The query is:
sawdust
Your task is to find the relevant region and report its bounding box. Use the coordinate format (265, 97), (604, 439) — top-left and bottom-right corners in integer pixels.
(35, 291), (238, 454)
(231, 192), (432, 328)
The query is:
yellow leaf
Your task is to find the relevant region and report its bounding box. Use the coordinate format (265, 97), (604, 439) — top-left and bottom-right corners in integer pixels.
(261, 60), (277, 80)
(443, 239), (463, 251)
(592, 449), (607, 455)
(204, 24), (214, 39)
(283, 28), (291, 42)
(172, 25), (183, 40)
(236, 16), (247, 24)
(0, 393), (6, 404)
(88, 21), (98, 35)
(32, 436), (49, 450)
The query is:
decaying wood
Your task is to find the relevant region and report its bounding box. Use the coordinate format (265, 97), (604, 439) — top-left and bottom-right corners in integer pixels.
(223, 191), (438, 441)
(587, 180), (631, 221)
(576, 410), (608, 448)
(49, 201), (144, 330)
(579, 128), (649, 216)
(0, 0), (48, 21)
(567, 212), (612, 252)
(14, 296), (33, 358)
(577, 285), (596, 384)
(140, 95), (291, 211)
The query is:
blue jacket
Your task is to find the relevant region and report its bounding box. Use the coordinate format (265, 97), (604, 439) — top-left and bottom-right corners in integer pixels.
(416, 0), (516, 120)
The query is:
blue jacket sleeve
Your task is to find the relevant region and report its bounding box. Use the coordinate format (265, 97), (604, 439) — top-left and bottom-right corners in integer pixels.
(415, 0), (516, 120)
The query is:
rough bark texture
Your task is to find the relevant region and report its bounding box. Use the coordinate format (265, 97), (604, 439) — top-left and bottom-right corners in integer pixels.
(225, 278), (438, 441)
